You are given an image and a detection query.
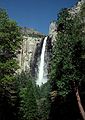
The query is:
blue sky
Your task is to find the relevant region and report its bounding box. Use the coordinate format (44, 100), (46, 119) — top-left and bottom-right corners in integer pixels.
(0, 0), (78, 34)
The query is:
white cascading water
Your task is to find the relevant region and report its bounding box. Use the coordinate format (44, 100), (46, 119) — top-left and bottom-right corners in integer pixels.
(36, 36), (48, 86)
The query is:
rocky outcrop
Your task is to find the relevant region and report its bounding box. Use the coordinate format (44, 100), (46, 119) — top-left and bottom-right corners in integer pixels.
(20, 27), (44, 38)
(17, 27), (45, 73)
(49, 21), (57, 44)
(48, 0), (85, 44)
(69, 0), (85, 16)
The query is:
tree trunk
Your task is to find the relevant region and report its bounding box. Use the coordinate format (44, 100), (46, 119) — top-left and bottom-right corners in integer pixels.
(75, 88), (85, 120)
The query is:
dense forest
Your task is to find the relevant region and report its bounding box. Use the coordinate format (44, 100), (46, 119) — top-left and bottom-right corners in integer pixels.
(0, 1), (85, 120)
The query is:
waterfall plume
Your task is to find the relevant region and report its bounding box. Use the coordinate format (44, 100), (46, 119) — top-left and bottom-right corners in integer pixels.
(36, 36), (48, 86)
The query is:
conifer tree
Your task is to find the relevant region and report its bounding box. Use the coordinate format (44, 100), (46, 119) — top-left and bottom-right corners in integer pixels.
(17, 72), (38, 120)
(50, 5), (85, 120)
(0, 8), (22, 120)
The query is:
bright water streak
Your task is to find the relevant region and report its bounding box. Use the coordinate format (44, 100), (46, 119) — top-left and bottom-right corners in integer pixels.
(36, 36), (48, 86)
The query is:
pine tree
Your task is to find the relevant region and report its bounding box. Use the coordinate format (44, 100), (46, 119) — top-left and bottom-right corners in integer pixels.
(17, 72), (38, 120)
(0, 8), (22, 83)
(0, 8), (22, 120)
(50, 5), (85, 120)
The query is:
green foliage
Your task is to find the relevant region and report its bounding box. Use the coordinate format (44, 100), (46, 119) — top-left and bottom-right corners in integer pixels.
(37, 82), (51, 120)
(50, 4), (85, 97)
(16, 72), (38, 120)
(20, 81), (38, 120)
(0, 8), (22, 119)
(16, 72), (51, 120)
(0, 8), (22, 83)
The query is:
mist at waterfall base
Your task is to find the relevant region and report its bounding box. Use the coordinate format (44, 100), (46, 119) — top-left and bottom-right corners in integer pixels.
(36, 37), (48, 86)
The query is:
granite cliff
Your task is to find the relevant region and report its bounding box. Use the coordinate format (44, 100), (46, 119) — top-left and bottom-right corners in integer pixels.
(17, 27), (45, 73)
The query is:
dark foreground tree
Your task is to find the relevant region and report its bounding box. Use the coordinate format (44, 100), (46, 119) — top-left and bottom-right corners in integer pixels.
(0, 8), (22, 120)
(50, 6), (85, 120)
(16, 72), (38, 120)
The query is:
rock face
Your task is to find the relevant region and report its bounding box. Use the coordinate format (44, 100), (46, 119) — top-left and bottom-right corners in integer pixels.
(49, 21), (58, 45)
(17, 27), (45, 73)
(48, 0), (85, 44)
(69, 0), (85, 16)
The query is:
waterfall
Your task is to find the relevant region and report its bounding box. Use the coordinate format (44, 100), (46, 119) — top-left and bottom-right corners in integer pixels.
(36, 36), (48, 86)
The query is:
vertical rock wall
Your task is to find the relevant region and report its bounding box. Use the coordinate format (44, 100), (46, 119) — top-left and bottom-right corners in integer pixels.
(17, 28), (44, 73)
(49, 21), (58, 44)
